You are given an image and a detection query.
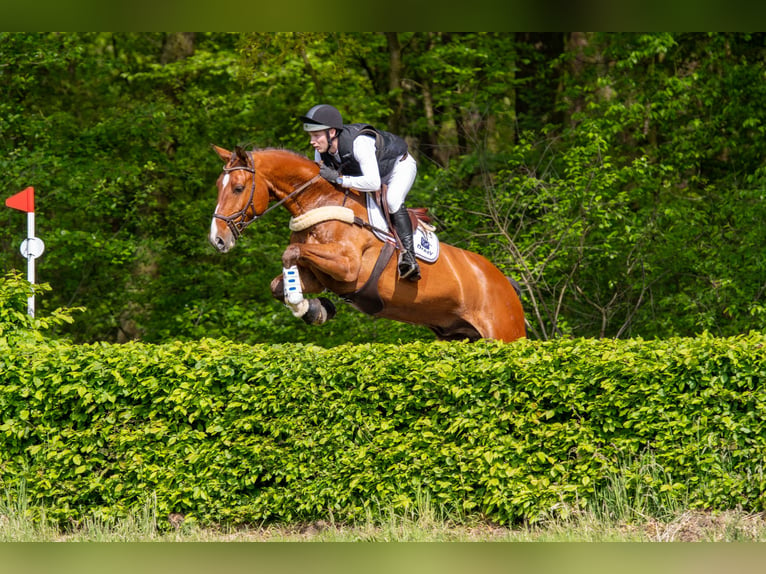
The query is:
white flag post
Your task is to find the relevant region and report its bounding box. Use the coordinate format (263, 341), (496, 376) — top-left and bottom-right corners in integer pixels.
(5, 187), (44, 317)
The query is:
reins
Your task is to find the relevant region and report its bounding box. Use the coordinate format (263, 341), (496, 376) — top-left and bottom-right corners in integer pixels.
(213, 150), (321, 239)
(214, 149), (404, 243)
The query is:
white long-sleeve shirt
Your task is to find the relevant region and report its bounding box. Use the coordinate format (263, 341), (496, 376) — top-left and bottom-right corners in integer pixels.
(314, 135), (382, 192)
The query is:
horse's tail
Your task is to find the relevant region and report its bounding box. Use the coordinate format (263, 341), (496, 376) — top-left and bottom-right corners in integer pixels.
(507, 276), (528, 338)
(507, 276), (523, 298)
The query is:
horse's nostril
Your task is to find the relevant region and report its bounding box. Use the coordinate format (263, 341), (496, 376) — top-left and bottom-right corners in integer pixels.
(215, 237), (229, 252)
(209, 235), (227, 252)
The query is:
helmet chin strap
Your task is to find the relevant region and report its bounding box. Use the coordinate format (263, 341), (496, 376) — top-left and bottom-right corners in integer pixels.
(326, 128), (339, 154)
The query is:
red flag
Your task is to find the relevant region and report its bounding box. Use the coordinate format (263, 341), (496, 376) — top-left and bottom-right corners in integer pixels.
(5, 187), (34, 212)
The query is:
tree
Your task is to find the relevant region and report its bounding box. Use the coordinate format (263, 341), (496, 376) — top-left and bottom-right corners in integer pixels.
(2, 33), (763, 343)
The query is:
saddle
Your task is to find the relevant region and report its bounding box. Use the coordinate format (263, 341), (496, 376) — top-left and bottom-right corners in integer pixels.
(361, 188), (439, 261)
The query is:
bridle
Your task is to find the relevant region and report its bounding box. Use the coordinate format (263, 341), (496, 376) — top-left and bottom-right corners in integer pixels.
(213, 150), (322, 239)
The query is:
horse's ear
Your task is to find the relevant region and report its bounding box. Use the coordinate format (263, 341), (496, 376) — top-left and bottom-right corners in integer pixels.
(234, 145), (249, 164)
(211, 144), (231, 163)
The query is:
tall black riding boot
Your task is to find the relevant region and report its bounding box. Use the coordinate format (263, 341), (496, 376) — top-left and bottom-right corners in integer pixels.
(391, 206), (421, 281)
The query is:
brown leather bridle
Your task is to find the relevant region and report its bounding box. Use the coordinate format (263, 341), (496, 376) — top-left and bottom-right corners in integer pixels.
(213, 150), (321, 239)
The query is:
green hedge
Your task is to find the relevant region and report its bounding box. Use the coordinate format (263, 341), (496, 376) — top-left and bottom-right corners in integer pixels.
(1, 333), (765, 526)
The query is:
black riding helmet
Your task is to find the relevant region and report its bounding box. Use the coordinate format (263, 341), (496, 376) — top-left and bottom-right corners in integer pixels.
(300, 104), (344, 132)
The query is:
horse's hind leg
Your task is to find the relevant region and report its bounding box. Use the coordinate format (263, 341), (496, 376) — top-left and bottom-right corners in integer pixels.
(455, 278), (525, 342)
(430, 320), (483, 342)
(468, 298), (526, 342)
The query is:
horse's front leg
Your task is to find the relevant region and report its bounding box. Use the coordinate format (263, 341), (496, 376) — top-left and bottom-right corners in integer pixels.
(273, 242), (361, 325)
(270, 264), (337, 326)
(281, 242), (362, 283)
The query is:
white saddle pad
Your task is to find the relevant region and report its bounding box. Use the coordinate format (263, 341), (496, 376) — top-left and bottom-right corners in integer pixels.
(366, 194), (439, 263)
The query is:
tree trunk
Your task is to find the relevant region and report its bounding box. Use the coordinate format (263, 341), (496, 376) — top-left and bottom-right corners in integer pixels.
(385, 32), (403, 134)
(160, 32), (195, 64)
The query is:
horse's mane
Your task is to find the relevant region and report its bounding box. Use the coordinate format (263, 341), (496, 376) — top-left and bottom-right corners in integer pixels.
(248, 147), (347, 199)
(253, 147), (314, 163)
(251, 147), (318, 177)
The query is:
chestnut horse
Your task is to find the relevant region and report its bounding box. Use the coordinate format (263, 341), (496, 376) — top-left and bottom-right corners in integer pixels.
(208, 145), (525, 342)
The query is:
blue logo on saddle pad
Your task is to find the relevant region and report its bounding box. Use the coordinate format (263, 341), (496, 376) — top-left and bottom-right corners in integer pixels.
(414, 228), (438, 262)
(366, 195), (440, 263)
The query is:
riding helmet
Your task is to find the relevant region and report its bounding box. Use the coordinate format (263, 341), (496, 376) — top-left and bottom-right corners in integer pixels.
(300, 104), (344, 131)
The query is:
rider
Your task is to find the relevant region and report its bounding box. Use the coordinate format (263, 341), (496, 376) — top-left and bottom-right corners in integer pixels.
(299, 104), (421, 281)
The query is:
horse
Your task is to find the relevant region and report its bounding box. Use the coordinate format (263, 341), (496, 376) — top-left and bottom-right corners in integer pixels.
(208, 145), (526, 342)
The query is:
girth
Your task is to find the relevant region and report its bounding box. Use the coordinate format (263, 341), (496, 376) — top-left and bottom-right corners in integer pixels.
(342, 242), (395, 315)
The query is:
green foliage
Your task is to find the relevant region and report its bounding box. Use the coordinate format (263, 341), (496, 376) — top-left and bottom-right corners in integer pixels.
(566, 33), (766, 334)
(1, 33), (765, 343)
(422, 33), (766, 339)
(0, 333), (764, 526)
(0, 272), (81, 343)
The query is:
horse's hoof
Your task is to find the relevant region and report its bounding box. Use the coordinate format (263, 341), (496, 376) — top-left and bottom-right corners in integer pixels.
(318, 296), (337, 321)
(301, 297), (337, 325)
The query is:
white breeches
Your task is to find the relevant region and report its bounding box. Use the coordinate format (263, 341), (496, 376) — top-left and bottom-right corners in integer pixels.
(383, 154), (417, 213)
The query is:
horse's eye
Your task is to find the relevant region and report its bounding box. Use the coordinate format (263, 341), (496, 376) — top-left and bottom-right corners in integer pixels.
(233, 184), (245, 194)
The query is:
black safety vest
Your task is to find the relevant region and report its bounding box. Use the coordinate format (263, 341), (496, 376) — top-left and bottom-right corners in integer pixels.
(320, 123), (408, 179)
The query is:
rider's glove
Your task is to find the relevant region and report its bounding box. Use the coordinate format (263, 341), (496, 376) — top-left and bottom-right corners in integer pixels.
(319, 164), (342, 185)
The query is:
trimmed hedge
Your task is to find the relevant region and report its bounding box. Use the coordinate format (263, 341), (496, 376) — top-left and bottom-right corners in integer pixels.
(0, 333), (765, 526)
